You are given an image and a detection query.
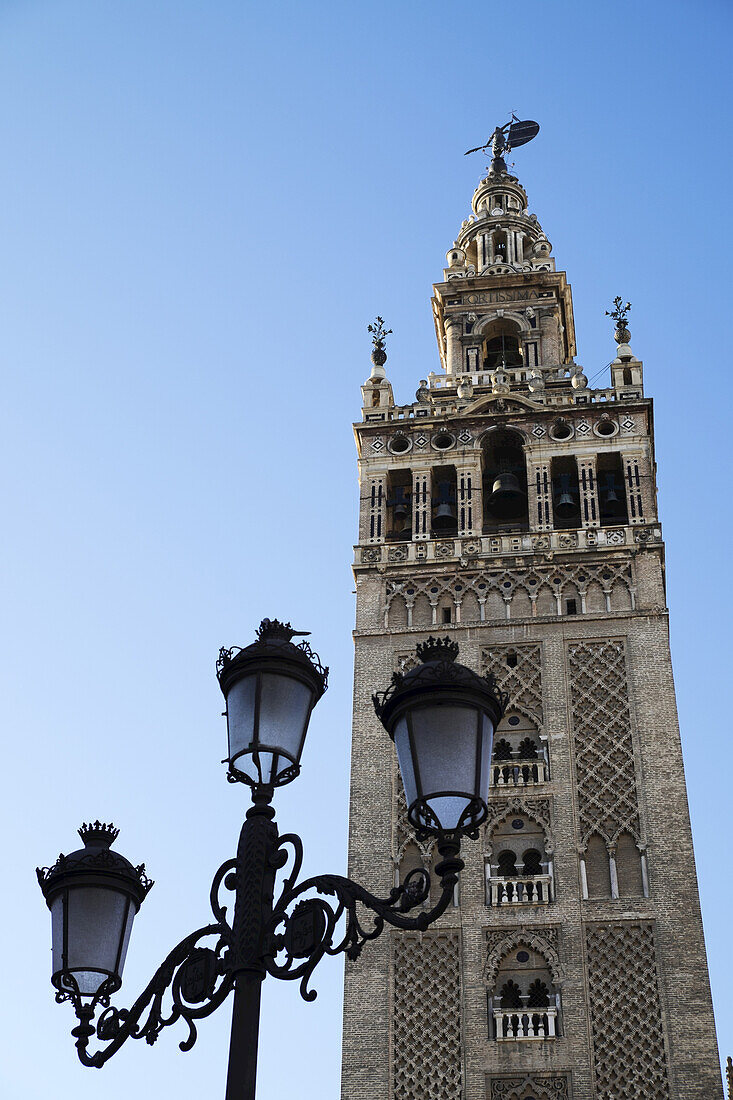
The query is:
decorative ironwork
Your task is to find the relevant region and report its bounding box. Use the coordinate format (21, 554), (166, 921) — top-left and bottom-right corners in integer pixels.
(606, 296), (632, 343)
(264, 831), (463, 1002)
(59, 854), (237, 1067)
(217, 620), (329, 689)
(373, 635), (507, 717)
(368, 316), (392, 366)
(48, 793), (464, 1069)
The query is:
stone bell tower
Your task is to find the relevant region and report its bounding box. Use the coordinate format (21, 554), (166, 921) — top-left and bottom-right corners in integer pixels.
(342, 137), (721, 1100)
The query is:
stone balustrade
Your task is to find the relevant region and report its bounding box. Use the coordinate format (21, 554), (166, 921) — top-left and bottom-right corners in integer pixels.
(493, 1005), (558, 1040)
(490, 754), (548, 787)
(487, 873), (553, 907)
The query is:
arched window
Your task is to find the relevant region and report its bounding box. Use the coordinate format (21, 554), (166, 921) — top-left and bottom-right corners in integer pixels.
(482, 429), (529, 533)
(482, 318), (523, 371)
(486, 814), (552, 905)
(526, 979), (550, 1008)
(522, 848), (543, 876)
(493, 738), (512, 761)
(490, 945), (559, 1040)
(500, 979), (522, 1009)
(490, 712), (546, 787)
(497, 850), (517, 877)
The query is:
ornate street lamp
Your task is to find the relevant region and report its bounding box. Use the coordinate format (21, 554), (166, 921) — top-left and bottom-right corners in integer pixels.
(37, 622), (506, 1099)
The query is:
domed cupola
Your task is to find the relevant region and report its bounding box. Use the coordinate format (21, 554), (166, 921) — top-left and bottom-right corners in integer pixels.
(445, 169), (554, 280)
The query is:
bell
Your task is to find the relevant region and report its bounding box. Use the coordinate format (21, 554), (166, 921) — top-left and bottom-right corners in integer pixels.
(600, 474), (622, 515)
(397, 521), (413, 541)
(389, 486), (410, 519)
(489, 472), (525, 518)
(432, 481), (457, 530)
(554, 474), (575, 518)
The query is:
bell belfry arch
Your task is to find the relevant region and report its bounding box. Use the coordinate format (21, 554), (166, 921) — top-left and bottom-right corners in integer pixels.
(342, 131), (721, 1100)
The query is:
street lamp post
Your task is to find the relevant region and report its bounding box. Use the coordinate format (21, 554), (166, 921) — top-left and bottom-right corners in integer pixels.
(37, 620), (507, 1099)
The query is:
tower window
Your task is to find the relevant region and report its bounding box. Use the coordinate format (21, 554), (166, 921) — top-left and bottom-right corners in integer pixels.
(597, 452), (628, 526)
(566, 599), (578, 615)
(482, 428), (529, 534)
(506, 652), (518, 668)
(442, 607), (452, 624)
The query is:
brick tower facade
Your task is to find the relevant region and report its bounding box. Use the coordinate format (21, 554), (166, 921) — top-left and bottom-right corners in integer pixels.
(342, 147), (721, 1100)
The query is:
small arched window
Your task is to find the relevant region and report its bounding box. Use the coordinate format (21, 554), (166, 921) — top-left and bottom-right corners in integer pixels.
(498, 850), (517, 878)
(522, 848), (543, 876)
(500, 979), (522, 1009)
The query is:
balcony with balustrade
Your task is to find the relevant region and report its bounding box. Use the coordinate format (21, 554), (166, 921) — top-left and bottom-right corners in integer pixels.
(486, 872), (553, 907)
(493, 1003), (559, 1040)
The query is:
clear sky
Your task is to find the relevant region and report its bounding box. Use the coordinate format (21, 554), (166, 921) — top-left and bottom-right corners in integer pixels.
(2, 1), (731, 1097)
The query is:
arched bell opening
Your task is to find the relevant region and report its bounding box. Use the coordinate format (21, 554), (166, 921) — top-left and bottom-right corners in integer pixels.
(482, 318), (523, 371)
(482, 429), (529, 533)
(431, 465), (458, 536)
(551, 455), (582, 529)
(596, 452), (628, 526)
(386, 468), (412, 541)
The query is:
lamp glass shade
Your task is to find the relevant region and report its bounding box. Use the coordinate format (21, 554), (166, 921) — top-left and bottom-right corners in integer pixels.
(393, 704), (495, 832)
(226, 670), (315, 784)
(51, 886), (135, 997)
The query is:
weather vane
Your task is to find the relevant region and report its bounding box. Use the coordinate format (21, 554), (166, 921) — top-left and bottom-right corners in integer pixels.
(465, 115), (540, 173)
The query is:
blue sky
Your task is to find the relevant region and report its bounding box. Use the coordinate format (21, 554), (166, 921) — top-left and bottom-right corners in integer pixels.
(2, 1), (731, 1096)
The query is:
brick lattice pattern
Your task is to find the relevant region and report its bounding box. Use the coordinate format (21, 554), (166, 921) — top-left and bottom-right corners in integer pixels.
(481, 643), (544, 725)
(586, 921), (670, 1099)
(393, 931), (462, 1100)
(567, 639), (640, 844)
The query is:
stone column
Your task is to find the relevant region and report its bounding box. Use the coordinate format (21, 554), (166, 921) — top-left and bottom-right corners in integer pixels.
(577, 456), (600, 528)
(527, 460), (553, 531)
(364, 473), (386, 543)
(487, 231), (495, 263)
(444, 316), (462, 376)
(412, 468), (431, 540)
(622, 453), (646, 525)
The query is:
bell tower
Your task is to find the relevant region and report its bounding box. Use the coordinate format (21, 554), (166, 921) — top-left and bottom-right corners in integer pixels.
(343, 127), (721, 1100)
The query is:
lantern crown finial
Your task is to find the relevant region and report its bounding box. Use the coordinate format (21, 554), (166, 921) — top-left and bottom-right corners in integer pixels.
(78, 821), (119, 848)
(256, 618), (310, 643)
(416, 636), (459, 664)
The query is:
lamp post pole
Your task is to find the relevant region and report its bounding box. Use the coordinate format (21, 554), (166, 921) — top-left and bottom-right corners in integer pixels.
(225, 789), (278, 1100)
(37, 623), (507, 1097)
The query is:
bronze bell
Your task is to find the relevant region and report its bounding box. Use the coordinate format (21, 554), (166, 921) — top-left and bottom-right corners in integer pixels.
(489, 471), (525, 517)
(432, 481), (457, 530)
(554, 474), (575, 517)
(600, 474), (622, 515)
(390, 486), (410, 519)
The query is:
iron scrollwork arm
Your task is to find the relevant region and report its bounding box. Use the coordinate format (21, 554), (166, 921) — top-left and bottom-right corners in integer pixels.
(66, 858), (239, 1068)
(263, 833), (464, 1002)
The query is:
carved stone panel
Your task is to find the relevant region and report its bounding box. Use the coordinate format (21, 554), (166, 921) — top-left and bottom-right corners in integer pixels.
(488, 1075), (570, 1099)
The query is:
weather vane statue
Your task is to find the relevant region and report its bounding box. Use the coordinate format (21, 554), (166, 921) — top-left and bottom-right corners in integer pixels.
(465, 115), (540, 174)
